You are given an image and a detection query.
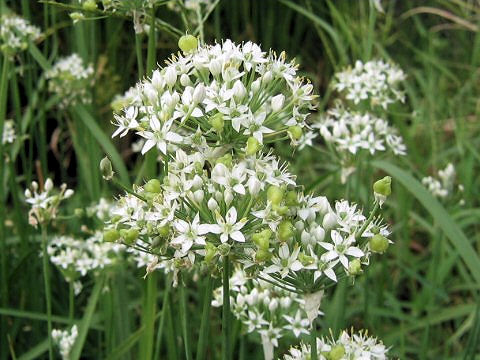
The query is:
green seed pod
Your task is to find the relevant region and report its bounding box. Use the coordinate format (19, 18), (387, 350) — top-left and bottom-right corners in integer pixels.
(205, 243), (217, 263)
(369, 234), (389, 253)
(255, 248), (272, 262)
(267, 185), (284, 206)
(278, 220), (294, 242)
(178, 34), (198, 53)
(144, 179), (162, 193)
(209, 113), (224, 132)
(74, 208), (84, 217)
(157, 225), (170, 237)
(285, 191), (298, 206)
(288, 125), (303, 140)
(328, 345), (345, 360)
(252, 232), (270, 250)
(218, 243), (231, 256)
(373, 176), (392, 197)
(272, 204), (288, 216)
(298, 252), (314, 266)
(124, 228), (139, 244)
(245, 136), (261, 156)
(348, 258), (362, 275)
(217, 153), (232, 167)
(103, 229), (120, 242)
(82, 0), (98, 11)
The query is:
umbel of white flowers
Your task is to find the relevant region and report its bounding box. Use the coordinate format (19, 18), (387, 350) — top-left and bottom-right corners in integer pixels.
(0, 13), (42, 56)
(111, 39), (317, 158)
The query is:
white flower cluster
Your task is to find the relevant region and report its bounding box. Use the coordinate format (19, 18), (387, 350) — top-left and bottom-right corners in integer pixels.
(25, 179), (74, 228)
(46, 54), (95, 108)
(111, 39), (316, 155)
(333, 60), (405, 109)
(2, 120), (16, 145)
(47, 232), (123, 293)
(212, 268), (313, 349)
(314, 104), (406, 157)
(422, 163), (463, 201)
(52, 325), (78, 360)
(104, 144), (390, 289)
(0, 14), (42, 56)
(283, 330), (389, 360)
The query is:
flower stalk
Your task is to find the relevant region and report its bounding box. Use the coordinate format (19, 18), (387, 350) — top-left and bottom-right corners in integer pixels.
(222, 256), (231, 360)
(41, 225), (54, 360)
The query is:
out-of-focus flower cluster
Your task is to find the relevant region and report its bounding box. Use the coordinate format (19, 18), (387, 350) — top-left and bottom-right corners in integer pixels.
(25, 178), (74, 228)
(212, 268), (313, 349)
(422, 163), (464, 203)
(47, 232), (124, 294)
(0, 14), (42, 56)
(52, 325), (78, 360)
(111, 39), (316, 156)
(333, 60), (406, 109)
(283, 329), (389, 360)
(46, 53), (95, 108)
(2, 120), (16, 145)
(314, 104), (406, 157)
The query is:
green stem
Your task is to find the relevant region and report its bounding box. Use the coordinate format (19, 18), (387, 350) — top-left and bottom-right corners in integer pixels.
(310, 321), (317, 360)
(222, 256), (231, 360)
(41, 225), (54, 360)
(153, 276), (172, 359)
(135, 33), (145, 79)
(139, 273), (157, 360)
(179, 281), (192, 360)
(69, 281), (74, 320)
(355, 200), (380, 241)
(196, 276), (213, 360)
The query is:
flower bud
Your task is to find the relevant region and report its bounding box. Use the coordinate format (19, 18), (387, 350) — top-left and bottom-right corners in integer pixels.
(233, 80), (246, 101)
(313, 226), (325, 242)
(255, 248), (272, 262)
(193, 189), (204, 203)
(208, 59), (222, 76)
(165, 66), (177, 88)
(271, 94), (285, 112)
(193, 83), (206, 103)
(82, 0), (97, 11)
(100, 157), (114, 180)
(70, 12), (85, 23)
(278, 220), (294, 242)
(103, 229), (120, 242)
(208, 198), (219, 211)
(348, 258), (362, 275)
(322, 212), (337, 230)
(151, 70), (164, 90)
(64, 189), (74, 199)
(245, 136), (261, 156)
(373, 176), (392, 197)
(180, 73), (191, 87)
(369, 234), (389, 253)
(328, 345), (346, 360)
(209, 113), (224, 133)
(251, 79), (261, 92)
(144, 179), (161, 193)
(280, 297), (292, 308)
(44, 178), (53, 192)
(247, 176), (261, 196)
(178, 34), (198, 53)
(224, 189), (233, 205)
(268, 298), (279, 312)
(288, 125), (303, 140)
(262, 71), (272, 84)
(267, 186), (284, 206)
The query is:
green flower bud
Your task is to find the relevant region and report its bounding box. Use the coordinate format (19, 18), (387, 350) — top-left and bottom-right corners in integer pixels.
(157, 224), (170, 237)
(252, 232), (270, 250)
(217, 153), (232, 167)
(369, 234), (389, 253)
(178, 34), (198, 53)
(74, 208), (84, 217)
(144, 179), (162, 193)
(124, 228), (139, 245)
(373, 176), (391, 197)
(245, 136), (261, 156)
(288, 125), (303, 140)
(348, 258), (362, 275)
(70, 12), (85, 23)
(99, 157), (114, 181)
(298, 252), (314, 266)
(267, 185), (284, 206)
(205, 242), (217, 263)
(218, 243), (231, 256)
(82, 0), (98, 11)
(255, 248), (272, 262)
(103, 229), (120, 242)
(278, 220), (294, 242)
(328, 345), (345, 360)
(285, 191), (298, 206)
(209, 113), (224, 133)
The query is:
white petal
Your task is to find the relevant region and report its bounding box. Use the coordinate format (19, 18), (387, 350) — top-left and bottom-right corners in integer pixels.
(231, 231), (245, 242)
(226, 207), (237, 224)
